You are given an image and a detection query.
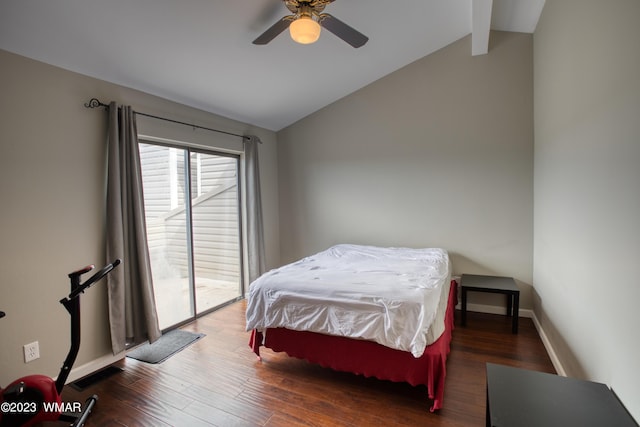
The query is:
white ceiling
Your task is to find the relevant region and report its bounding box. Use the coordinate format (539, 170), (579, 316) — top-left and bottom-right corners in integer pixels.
(0, 0), (545, 131)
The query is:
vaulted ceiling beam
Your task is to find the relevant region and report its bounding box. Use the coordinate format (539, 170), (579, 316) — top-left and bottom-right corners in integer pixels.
(472, 0), (493, 56)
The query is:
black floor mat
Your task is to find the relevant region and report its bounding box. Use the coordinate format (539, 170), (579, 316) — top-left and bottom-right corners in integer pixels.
(70, 365), (123, 391)
(126, 330), (205, 364)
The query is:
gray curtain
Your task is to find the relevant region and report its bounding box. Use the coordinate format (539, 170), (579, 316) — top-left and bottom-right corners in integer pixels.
(244, 136), (266, 284)
(106, 102), (161, 355)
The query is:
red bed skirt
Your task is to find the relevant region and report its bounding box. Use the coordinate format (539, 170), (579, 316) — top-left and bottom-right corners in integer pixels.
(249, 280), (457, 412)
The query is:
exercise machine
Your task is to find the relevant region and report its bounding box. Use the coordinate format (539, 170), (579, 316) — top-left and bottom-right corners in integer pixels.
(0, 259), (121, 427)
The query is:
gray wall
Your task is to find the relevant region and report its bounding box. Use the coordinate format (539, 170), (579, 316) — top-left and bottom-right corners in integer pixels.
(0, 49), (279, 385)
(4, 3), (638, 419)
(277, 32), (535, 310)
(533, 0), (640, 420)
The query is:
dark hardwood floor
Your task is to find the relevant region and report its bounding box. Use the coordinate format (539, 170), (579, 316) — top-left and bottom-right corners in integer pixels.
(49, 300), (555, 426)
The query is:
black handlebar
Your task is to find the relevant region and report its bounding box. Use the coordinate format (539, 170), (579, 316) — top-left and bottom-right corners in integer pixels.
(68, 259), (121, 300)
(0, 311), (5, 318)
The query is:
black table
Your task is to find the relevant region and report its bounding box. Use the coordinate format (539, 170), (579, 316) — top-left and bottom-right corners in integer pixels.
(486, 363), (637, 427)
(460, 274), (519, 333)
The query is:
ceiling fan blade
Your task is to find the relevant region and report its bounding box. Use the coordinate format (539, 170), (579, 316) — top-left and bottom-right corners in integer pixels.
(253, 16), (292, 45)
(250, 0), (286, 31)
(319, 14), (368, 48)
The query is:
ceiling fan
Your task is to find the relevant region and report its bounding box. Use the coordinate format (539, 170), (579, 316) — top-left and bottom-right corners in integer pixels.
(253, 0), (368, 48)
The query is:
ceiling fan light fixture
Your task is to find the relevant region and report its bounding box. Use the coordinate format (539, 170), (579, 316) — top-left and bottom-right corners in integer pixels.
(289, 16), (321, 44)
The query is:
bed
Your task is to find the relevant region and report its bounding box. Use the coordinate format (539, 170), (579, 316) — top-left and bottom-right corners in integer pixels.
(246, 244), (455, 411)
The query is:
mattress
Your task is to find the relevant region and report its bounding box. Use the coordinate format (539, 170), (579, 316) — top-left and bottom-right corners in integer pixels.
(246, 244), (451, 357)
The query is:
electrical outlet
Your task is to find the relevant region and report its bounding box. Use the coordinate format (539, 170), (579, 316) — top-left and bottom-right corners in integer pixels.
(23, 341), (40, 363)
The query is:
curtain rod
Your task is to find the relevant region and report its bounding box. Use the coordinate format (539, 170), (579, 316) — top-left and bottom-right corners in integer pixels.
(84, 98), (260, 142)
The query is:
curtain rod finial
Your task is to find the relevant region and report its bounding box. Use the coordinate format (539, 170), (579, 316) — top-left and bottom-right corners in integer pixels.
(84, 98), (108, 109)
(243, 135), (263, 144)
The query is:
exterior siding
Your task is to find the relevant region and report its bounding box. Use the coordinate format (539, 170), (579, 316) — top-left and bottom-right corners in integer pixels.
(139, 143), (240, 283)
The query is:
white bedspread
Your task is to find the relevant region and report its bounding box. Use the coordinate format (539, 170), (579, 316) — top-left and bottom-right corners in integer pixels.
(246, 244), (451, 358)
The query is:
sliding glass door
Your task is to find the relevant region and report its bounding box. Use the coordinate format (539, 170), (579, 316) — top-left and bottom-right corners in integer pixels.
(139, 142), (243, 330)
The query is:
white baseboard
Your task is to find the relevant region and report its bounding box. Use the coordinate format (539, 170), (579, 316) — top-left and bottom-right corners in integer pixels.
(530, 312), (566, 377)
(55, 351), (125, 384)
(456, 302), (566, 376)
